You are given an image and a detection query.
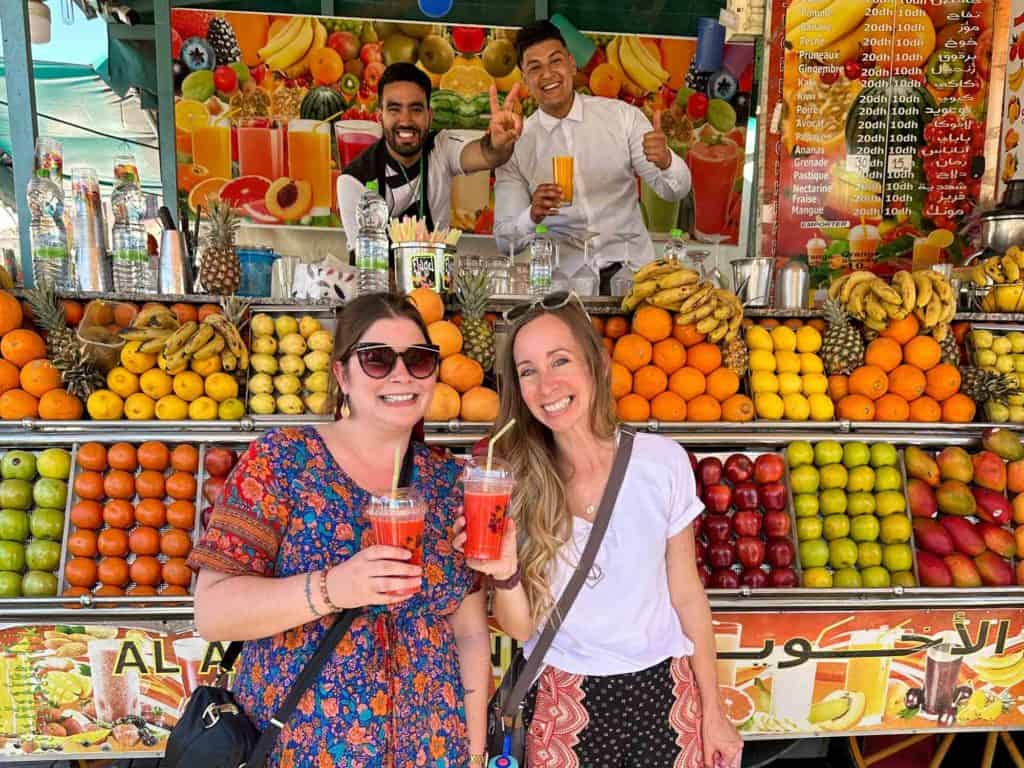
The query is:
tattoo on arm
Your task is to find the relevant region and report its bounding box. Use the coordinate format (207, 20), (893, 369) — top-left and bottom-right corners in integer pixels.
(304, 572), (321, 618)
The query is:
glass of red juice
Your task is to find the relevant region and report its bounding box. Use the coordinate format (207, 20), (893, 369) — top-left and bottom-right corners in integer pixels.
(367, 488), (426, 594)
(335, 120), (382, 169)
(462, 457), (514, 560)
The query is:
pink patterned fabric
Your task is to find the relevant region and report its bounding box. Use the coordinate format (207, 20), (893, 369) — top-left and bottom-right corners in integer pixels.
(526, 668), (589, 768)
(670, 657), (705, 768)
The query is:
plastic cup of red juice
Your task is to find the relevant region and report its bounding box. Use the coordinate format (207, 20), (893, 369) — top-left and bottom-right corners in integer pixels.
(368, 488), (426, 594)
(462, 457), (514, 560)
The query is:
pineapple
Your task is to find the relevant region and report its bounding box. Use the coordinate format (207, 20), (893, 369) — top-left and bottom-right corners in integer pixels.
(199, 201), (240, 295)
(723, 336), (749, 377)
(24, 284), (104, 399)
(961, 367), (1021, 406)
(821, 298), (865, 375)
(456, 268), (494, 372)
(937, 332), (960, 366)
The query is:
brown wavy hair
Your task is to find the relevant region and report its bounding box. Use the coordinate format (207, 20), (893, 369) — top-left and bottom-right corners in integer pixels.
(494, 302), (618, 621)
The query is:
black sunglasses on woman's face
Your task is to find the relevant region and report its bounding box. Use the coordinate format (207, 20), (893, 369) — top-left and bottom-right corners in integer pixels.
(345, 343), (441, 379)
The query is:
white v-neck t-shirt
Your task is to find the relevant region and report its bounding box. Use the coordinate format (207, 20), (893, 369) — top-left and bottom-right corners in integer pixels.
(523, 432), (704, 676)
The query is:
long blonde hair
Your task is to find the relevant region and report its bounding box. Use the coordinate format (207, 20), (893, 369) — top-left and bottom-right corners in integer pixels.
(494, 303), (618, 621)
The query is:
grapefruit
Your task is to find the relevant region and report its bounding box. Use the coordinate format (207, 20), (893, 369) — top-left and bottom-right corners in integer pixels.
(241, 200), (278, 224)
(719, 685), (755, 726)
(220, 175), (272, 211)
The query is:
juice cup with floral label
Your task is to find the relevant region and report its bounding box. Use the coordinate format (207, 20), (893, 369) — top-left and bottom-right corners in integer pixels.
(462, 456), (514, 561)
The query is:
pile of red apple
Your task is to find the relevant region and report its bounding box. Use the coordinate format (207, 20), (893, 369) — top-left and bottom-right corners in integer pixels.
(908, 428), (1020, 588)
(691, 451), (798, 589)
(200, 446), (238, 529)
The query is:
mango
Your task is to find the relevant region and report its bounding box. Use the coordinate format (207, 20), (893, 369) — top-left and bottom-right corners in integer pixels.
(908, 478), (938, 518)
(913, 518), (954, 557)
(972, 487), (1011, 526)
(939, 516), (987, 557)
(1007, 459), (1024, 494)
(971, 451), (1007, 492)
(917, 551), (953, 587)
(982, 427), (1024, 461)
(937, 447), (974, 483)
(905, 446), (940, 486)
(975, 522), (1017, 559)
(944, 553), (983, 587)
(936, 480), (976, 517)
(1013, 493), (1024, 525)
(974, 551), (1014, 587)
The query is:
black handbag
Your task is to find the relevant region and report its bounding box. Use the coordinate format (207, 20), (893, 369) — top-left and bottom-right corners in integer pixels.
(161, 609), (358, 768)
(487, 428), (636, 765)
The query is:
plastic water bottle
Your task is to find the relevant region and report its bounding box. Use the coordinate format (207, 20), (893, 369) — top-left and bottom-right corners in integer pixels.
(356, 180), (390, 295)
(663, 228), (687, 265)
(27, 167), (71, 289)
(110, 155), (152, 293)
(529, 225), (553, 296)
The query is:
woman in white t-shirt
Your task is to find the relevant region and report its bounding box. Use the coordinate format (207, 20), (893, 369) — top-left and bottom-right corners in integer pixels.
(456, 294), (742, 768)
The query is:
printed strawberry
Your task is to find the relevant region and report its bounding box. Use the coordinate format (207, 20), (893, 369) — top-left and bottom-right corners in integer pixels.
(171, 9), (212, 40)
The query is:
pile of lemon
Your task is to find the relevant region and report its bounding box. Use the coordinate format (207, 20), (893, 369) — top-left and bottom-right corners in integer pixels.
(745, 324), (834, 422)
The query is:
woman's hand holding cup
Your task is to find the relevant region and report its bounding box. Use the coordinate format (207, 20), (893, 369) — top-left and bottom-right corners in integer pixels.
(453, 514), (518, 581)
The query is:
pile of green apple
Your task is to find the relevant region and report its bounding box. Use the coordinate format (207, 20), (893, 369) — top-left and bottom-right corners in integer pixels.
(787, 440), (916, 589)
(0, 449), (70, 597)
(969, 329), (1024, 423)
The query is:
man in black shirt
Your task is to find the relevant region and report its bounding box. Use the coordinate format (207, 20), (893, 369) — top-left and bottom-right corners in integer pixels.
(338, 62), (523, 258)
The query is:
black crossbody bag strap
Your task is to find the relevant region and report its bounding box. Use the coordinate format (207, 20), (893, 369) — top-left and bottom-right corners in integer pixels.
(501, 427), (636, 721)
(218, 441), (418, 768)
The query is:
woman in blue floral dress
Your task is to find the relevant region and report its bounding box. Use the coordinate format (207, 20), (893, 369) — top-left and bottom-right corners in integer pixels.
(188, 294), (492, 768)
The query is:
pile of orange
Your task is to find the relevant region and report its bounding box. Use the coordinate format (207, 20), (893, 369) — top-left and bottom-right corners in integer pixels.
(830, 315), (974, 423)
(0, 289), (83, 420)
(411, 287), (500, 424)
(607, 306), (753, 423)
(64, 441), (198, 598)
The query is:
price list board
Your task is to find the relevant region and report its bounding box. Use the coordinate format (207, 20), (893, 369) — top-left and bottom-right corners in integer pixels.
(760, 0), (996, 287)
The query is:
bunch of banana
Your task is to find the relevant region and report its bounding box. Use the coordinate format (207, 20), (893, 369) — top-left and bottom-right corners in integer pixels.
(621, 259), (700, 312)
(968, 247), (1024, 286)
(675, 286), (745, 343)
(609, 36), (669, 94)
(160, 313), (249, 376)
(118, 305), (181, 354)
(829, 270), (955, 332)
(968, 650), (1024, 689)
(257, 16), (327, 75)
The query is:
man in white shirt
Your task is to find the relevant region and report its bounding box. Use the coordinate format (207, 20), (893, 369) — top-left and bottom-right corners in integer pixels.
(338, 63), (522, 261)
(494, 21), (691, 284)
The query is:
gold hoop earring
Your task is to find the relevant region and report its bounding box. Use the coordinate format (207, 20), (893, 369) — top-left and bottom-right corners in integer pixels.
(340, 395), (351, 419)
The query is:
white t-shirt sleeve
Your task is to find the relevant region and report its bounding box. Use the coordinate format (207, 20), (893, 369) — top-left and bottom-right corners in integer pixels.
(435, 129), (468, 177)
(668, 444), (703, 536)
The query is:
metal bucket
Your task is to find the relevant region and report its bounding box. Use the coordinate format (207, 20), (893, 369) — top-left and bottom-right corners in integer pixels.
(731, 257), (774, 307)
(392, 242), (456, 294)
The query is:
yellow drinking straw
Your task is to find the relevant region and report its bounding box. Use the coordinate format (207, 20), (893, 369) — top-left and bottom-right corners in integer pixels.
(486, 419), (517, 473)
(391, 444), (402, 500)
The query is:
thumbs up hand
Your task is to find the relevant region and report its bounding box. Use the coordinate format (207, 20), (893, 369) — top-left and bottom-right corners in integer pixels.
(643, 109), (672, 170)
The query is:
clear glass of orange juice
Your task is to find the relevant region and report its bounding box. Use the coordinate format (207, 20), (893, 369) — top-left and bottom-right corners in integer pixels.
(552, 156), (574, 205)
(288, 119), (332, 217)
(191, 114), (232, 180)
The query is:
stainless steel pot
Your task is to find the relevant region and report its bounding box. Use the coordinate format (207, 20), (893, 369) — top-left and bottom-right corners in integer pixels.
(978, 210), (1024, 254)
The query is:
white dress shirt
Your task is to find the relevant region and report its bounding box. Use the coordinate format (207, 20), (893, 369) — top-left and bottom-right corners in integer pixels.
(494, 93), (691, 276)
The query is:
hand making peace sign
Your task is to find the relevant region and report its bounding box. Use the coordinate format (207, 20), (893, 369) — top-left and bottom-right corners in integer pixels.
(488, 82), (525, 151)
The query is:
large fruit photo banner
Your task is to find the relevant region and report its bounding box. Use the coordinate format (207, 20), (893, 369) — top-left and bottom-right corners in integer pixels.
(760, 0), (996, 290)
(170, 10), (754, 241)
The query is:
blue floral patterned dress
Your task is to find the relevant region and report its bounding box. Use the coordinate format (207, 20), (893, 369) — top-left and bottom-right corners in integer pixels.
(187, 426), (475, 768)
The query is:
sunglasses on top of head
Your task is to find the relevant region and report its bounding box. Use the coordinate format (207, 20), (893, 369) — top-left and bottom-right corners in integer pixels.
(503, 291), (589, 324)
(345, 343), (441, 379)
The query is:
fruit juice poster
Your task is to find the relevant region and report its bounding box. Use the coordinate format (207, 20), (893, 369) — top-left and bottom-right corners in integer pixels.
(169, 9), (753, 241)
(999, 0), (1024, 196)
(760, 0), (997, 288)
(0, 624), (227, 759)
(711, 608), (1024, 736)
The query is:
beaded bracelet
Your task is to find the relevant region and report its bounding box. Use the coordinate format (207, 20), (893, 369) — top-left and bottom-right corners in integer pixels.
(319, 569), (342, 613)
